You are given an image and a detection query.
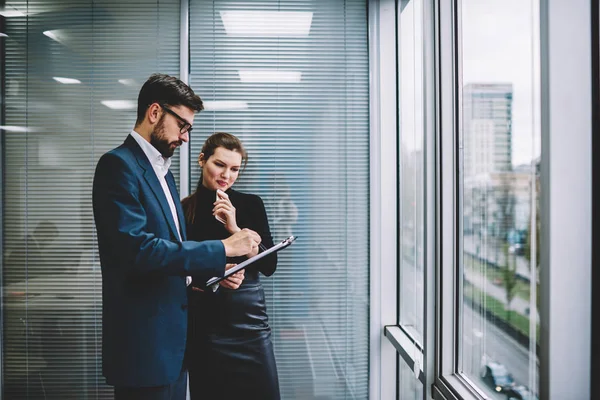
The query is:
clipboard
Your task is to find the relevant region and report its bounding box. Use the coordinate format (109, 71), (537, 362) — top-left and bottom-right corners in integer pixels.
(205, 235), (297, 287)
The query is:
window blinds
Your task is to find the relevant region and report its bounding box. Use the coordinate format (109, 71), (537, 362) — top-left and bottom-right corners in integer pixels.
(1, 1), (180, 398)
(1, 1), (370, 398)
(188, 1), (370, 398)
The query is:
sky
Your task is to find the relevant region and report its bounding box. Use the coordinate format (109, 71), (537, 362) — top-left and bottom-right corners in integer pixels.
(399, 0), (541, 167)
(462, 0), (541, 167)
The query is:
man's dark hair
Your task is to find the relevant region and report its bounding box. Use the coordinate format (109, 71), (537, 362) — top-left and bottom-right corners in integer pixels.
(136, 73), (204, 125)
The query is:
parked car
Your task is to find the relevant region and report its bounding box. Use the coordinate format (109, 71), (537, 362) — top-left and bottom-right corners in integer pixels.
(480, 359), (515, 393)
(506, 385), (539, 400)
(507, 229), (526, 255)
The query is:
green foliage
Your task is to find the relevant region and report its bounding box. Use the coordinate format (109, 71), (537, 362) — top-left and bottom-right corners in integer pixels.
(502, 243), (519, 324)
(464, 281), (540, 340)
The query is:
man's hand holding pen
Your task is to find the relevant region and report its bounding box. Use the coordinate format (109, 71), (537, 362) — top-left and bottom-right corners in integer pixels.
(221, 228), (261, 257)
(217, 229), (259, 291)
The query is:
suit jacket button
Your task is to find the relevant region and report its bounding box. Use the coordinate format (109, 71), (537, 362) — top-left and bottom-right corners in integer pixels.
(181, 304), (188, 310)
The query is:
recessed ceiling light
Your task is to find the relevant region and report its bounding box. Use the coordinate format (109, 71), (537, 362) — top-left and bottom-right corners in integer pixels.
(220, 10), (313, 37)
(118, 79), (138, 86)
(0, 125), (36, 133)
(239, 70), (302, 83)
(203, 101), (249, 111)
(43, 29), (68, 43)
(53, 77), (81, 84)
(0, 9), (25, 18)
(101, 100), (136, 110)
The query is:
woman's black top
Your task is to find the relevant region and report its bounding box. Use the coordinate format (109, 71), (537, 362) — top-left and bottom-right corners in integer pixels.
(187, 184), (277, 282)
(185, 185), (280, 400)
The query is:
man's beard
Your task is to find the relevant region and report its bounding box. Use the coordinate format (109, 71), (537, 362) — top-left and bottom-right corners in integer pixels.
(150, 116), (180, 158)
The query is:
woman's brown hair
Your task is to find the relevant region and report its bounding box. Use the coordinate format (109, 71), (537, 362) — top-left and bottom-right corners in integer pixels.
(181, 132), (248, 224)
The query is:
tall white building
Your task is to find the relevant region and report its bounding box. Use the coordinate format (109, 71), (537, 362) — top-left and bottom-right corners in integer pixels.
(462, 83), (514, 237)
(463, 83), (513, 179)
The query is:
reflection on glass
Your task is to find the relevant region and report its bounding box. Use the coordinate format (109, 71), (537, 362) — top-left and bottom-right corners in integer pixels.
(219, 10), (313, 37)
(460, 1), (540, 399)
(398, 0), (425, 342)
(399, 358), (424, 400)
(190, 1), (370, 398)
(2, 0), (181, 398)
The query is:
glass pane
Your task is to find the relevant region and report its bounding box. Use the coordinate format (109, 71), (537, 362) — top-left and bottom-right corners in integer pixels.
(460, 1), (541, 399)
(1, 1), (179, 398)
(398, 358), (424, 400)
(398, 0), (425, 343)
(189, 1), (370, 399)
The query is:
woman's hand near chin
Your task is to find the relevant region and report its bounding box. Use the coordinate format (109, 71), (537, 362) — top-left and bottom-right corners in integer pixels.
(213, 189), (240, 234)
(214, 190), (262, 258)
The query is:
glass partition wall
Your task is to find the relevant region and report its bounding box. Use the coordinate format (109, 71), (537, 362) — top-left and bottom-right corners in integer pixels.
(0, 1), (370, 399)
(188, 1), (370, 398)
(1, 1), (180, 398)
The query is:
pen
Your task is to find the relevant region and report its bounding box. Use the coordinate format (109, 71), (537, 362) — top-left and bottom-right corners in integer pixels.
(259, 243), (267, 252)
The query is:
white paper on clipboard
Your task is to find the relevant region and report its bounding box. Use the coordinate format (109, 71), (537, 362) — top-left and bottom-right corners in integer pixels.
(205, 235), (297, 287)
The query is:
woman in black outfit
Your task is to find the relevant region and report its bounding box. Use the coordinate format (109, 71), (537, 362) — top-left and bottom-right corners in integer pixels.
(182, 132), (280, 400)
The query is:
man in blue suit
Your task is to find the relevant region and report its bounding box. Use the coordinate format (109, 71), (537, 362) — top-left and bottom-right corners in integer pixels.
(92, 73), (261, 399)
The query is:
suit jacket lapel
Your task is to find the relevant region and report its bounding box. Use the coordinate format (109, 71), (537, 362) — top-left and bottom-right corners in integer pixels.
(125, 135), (181, 241)
(166, 171), (186, 241)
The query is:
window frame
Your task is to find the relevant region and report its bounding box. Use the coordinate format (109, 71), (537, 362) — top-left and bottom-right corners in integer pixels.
(592, 0), (600, 393)
(538, 0), (592, 398)
(433, 0), (484, 398)
(369, 0), (399, 399)
(381, 0), (437, 398)
(179, 0), (190, 198)
(0, 13), (5, 390)
(433, 1), (593, 400)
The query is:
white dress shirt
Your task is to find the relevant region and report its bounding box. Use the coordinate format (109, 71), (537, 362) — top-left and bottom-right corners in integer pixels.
(130, 130), (192, 286)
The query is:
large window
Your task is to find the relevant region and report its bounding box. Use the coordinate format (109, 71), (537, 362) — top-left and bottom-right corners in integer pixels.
(398, 0), (425, 343)
(188, 1), (370, 398)
(399, 358), (424, 400)
(398, 0), (425, 347)
(382, 0), (434, 396)
(459, 0), (540, 398)
(1, 1), (180, 398)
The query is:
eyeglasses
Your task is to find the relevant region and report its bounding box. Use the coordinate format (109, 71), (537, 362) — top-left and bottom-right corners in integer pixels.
(160, 104), (193, 135)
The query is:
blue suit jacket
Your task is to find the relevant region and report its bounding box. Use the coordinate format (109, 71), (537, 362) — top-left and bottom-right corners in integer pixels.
(92, 135), (226, 387)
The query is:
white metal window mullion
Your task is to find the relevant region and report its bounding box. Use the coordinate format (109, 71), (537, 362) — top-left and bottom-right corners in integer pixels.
(369, 0), (398, 399)
(539, 1), (592, 398)
(179, 0), (190, 199)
